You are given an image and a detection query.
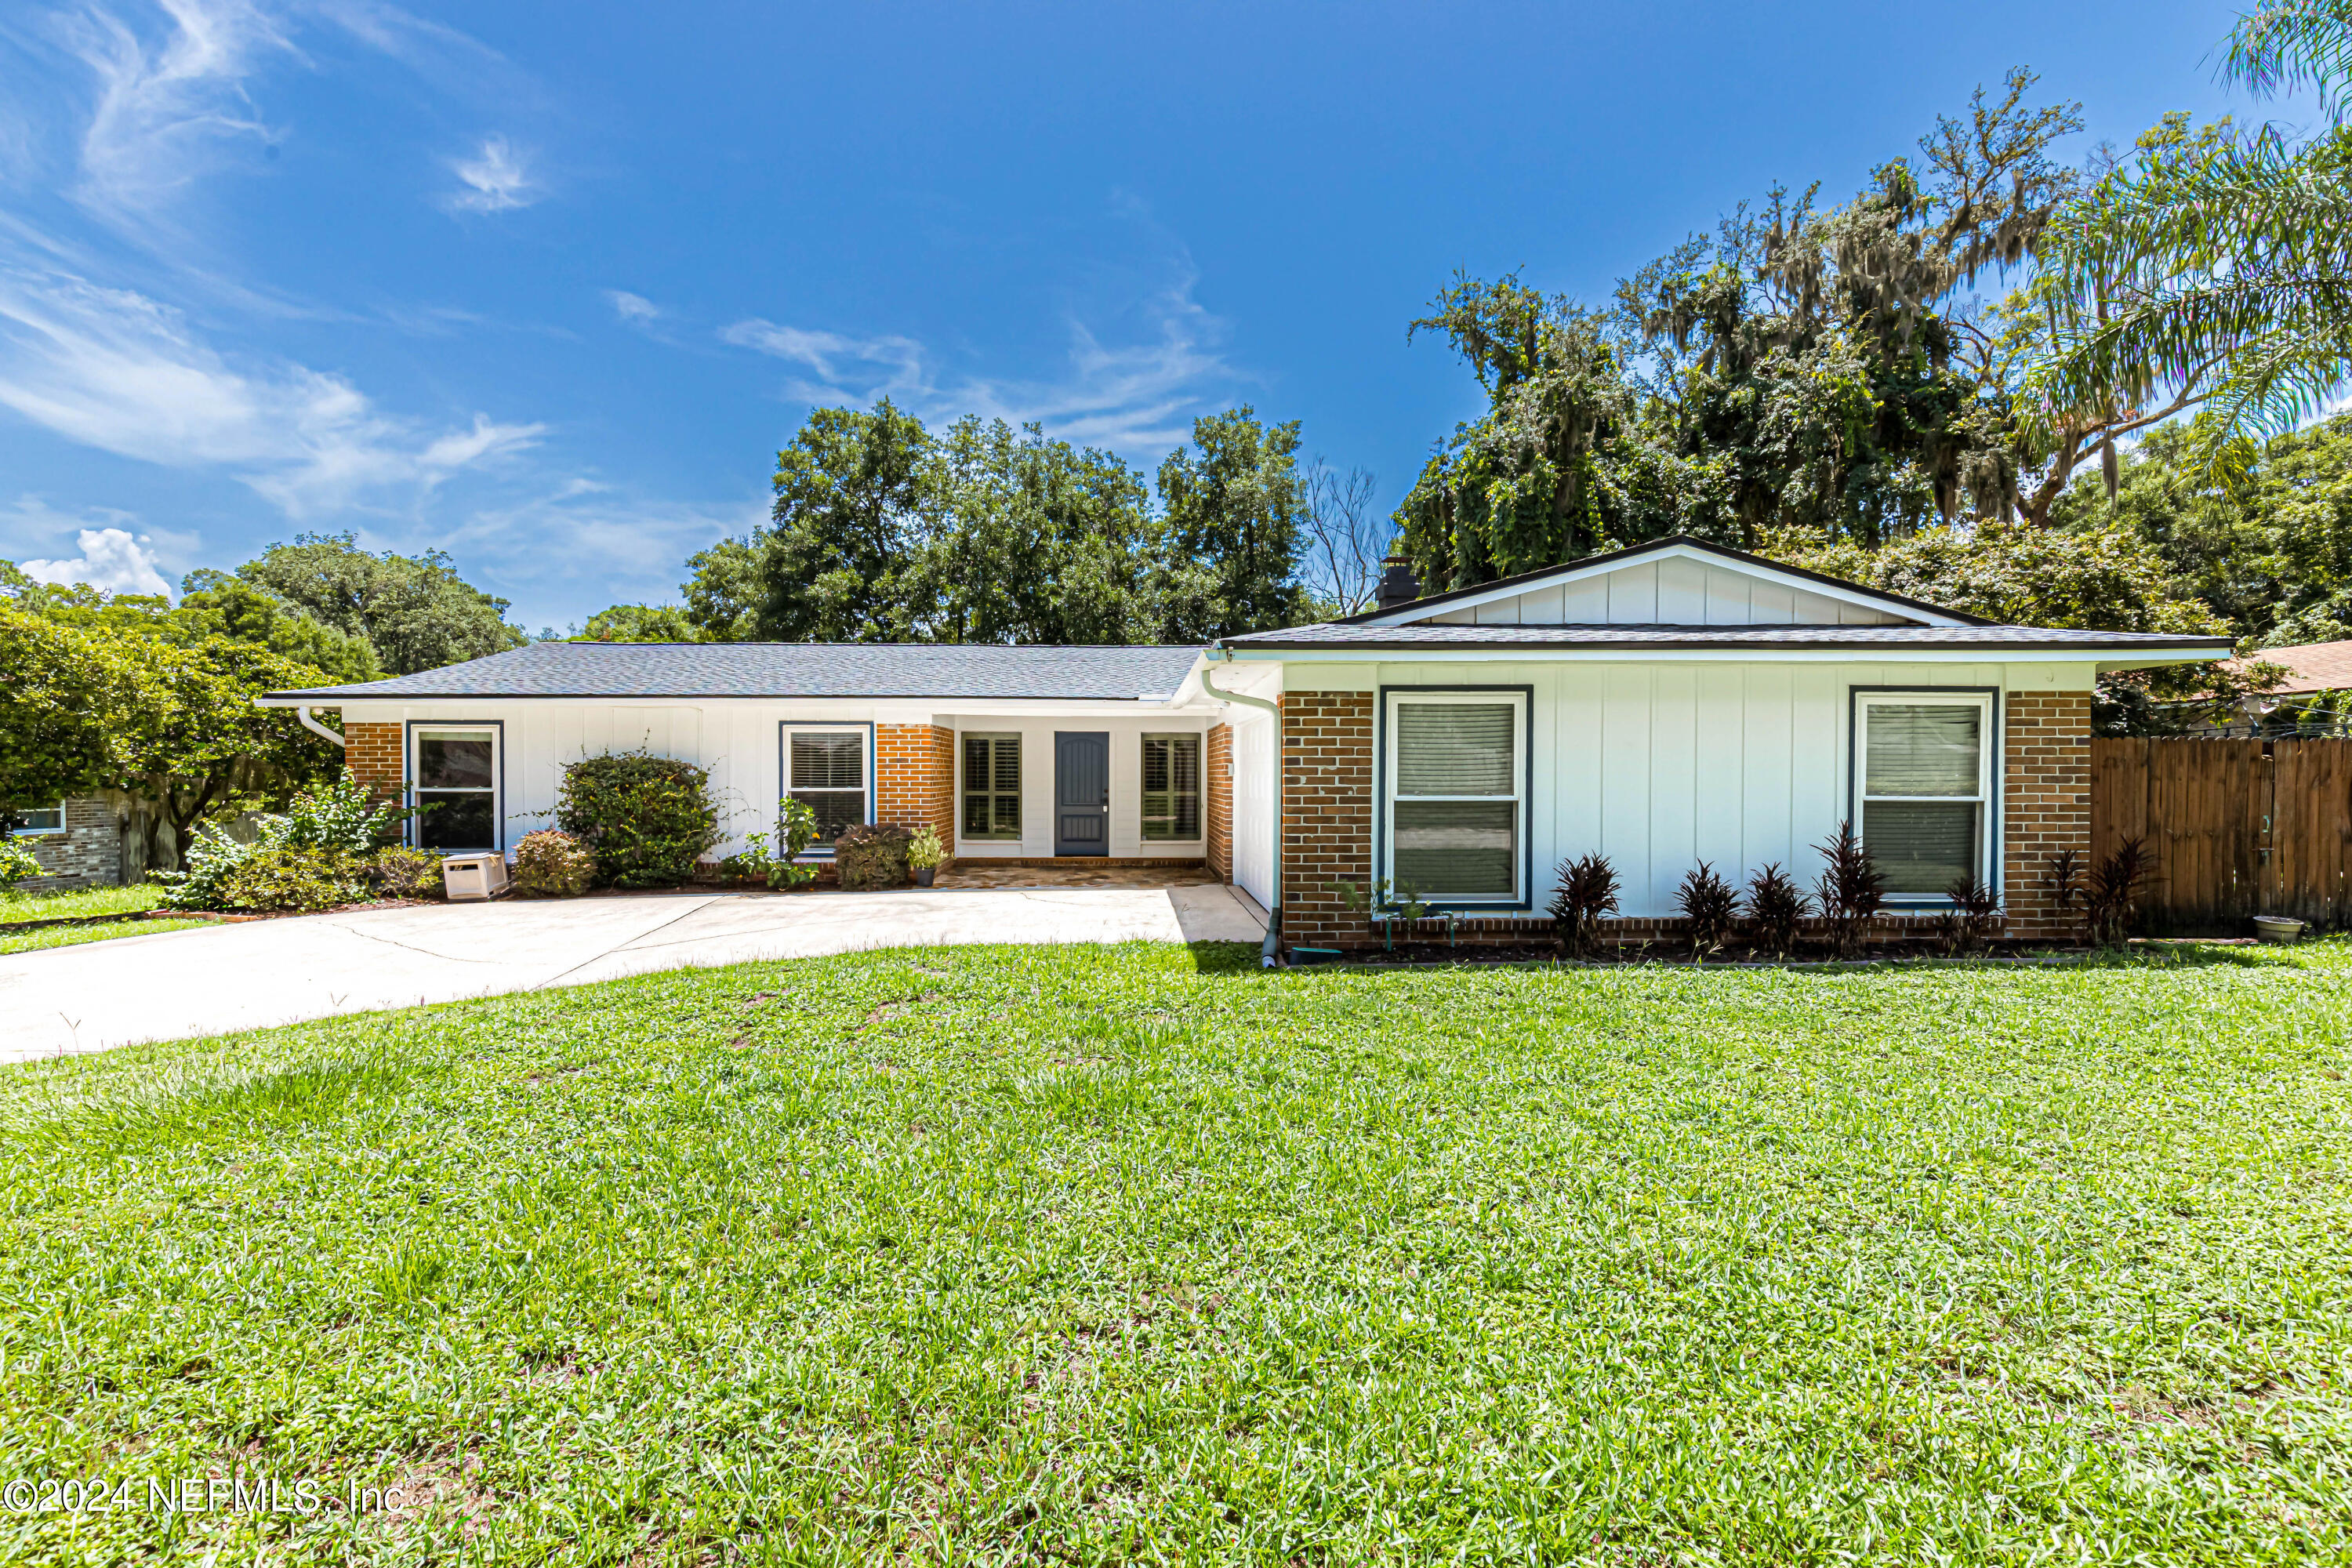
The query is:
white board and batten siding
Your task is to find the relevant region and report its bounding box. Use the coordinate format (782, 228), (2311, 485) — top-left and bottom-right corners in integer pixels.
(1287, 659), (2094, 920)
(1229, 708), (1277, 909)
(1423, 556), (1909, 626)
(338, 701), (1212, 862)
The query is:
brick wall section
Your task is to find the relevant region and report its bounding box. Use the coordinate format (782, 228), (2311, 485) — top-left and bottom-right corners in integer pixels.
(343, 721), (404, 800)
(16, 796), (122, 892)
(1280, 691), (1375, 943)
(876, 722), (955, 862)
(1206, 722), (1232, 882)
(2002, 690), (2092, 941)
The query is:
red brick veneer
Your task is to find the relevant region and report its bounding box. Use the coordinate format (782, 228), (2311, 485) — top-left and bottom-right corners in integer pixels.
(2002, 690), (2092, 940)
(343, 721), (404, 799)
(877, 722), (956, 862)
(1207, 722), (1233, 881)
(1279, 691), (1375, 943)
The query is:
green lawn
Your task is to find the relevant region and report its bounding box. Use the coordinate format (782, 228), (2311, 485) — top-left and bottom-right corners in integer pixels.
(0, 883), (165, 924)
(2, 942), (2347, 1564)
(0, 916), (211, 956)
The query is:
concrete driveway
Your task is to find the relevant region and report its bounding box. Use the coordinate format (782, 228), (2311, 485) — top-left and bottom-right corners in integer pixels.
(0, 885), (1265, 1064)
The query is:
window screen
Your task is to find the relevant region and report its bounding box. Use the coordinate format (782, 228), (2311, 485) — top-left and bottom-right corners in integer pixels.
(963, 735), (1021, 840)
(16, 802), (64, 833)
(1142, 735), (1201, 840)
(1858, 699), (1988, 896)
(789, 731), (867, 846)
(1390, 699), (1519, 898)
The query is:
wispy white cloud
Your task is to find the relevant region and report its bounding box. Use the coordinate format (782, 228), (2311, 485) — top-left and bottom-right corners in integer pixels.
(442, 133), (534, 212)
(719, 263), (1243, 457)
(431, 481), (768, 615)
(20, 524), (172, 595)
(605, 289), (659, 325)
(53, 0), (295, 239)
(0, 264), (543, 515)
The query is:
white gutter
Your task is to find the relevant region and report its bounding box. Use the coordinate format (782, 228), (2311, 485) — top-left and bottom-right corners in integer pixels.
(288, 703), (347, 749)
(1202, 648), (1283, 968)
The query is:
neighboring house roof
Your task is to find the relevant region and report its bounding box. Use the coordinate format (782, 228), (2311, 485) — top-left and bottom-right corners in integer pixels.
(264, 641), (1205, 702)
(1218, 622), (2238, 653)
(2222, 639), (2352, 696)
(1332, 534), (1992, 629)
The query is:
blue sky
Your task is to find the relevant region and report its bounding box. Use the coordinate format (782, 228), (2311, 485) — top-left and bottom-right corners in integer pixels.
(0, 0), (2266, 630)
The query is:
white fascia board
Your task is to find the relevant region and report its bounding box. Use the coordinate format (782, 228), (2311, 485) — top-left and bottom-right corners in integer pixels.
(1225, 644), (2229, 668)
(1356, 541), (1973, 628)
(285, 695), (1219, 720)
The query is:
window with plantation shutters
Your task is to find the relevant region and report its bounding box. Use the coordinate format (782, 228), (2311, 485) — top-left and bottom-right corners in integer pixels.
(1141, 734), (1201, 840)
(1385, 691), (1526, 902)
(962, 734), (1021, 840)
(1853, 692), (1994, 898)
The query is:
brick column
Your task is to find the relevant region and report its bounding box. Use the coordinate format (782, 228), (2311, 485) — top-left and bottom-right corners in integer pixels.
(1207, 722), (1232, 882)
(344, 721), (403, 799)
(877, 722), (955, 862)
(1280, 691), (1374, 944)
(2002, 691), (2092, 942)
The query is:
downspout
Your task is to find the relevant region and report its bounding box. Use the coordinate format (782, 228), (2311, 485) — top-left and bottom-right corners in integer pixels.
(1201, 646), (1283, 968)
(293, 706), (347, 749)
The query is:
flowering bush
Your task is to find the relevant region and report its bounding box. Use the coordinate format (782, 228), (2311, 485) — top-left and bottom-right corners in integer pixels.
(0, 837), (44, 890)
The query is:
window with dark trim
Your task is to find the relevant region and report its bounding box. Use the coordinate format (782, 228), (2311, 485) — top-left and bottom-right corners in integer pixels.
(1141, 734), (1201, 840)
(1385, 691), (1525, 902)
(412, 728), (499, 851)
(1853, 691), (1994, 897)
(962, 733), (1021, 840)
(786, 728), (869, 848)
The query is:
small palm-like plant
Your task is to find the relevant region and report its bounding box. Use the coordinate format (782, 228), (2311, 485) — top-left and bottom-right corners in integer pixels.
(1548, 852), (1620, 958)
(1814, 821), (1888, 959)
(1675, 861), (1740, 960)
(1742, 862), (1812, 957)
(2083, 836), (2154, 946)
(1937, 873), (2002, 956)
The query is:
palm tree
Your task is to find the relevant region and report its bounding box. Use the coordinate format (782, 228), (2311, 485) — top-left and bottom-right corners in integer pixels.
(2031, 2), (2352, 482)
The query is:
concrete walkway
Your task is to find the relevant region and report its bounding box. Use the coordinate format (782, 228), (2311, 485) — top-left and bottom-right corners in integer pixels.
(0, 885), (1265, 1064)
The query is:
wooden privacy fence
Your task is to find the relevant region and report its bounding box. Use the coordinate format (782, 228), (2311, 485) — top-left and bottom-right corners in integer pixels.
(2090, 737), (2352, 935)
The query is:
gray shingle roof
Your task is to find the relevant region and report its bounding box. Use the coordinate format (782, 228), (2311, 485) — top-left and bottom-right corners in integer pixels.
(267, 641), (1207, 702)
(1219, 622), (2237, 652)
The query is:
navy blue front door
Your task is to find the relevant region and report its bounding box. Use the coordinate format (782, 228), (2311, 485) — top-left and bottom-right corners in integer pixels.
(1054, 731), (1110, 855)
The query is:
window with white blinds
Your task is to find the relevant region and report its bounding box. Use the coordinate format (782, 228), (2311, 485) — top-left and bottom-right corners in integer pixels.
(1385, 691), (1526, 902)
(782, 727), (869, 850)
(1853, 692), (1994, 898)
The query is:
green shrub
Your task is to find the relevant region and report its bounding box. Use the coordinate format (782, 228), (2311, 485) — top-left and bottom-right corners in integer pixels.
(554, 751), (724, 888)
(720, 798), (822, 889)
(834, 823), (910, 891)
(0, 837), (43, 890)
(283, 775), (405, 852)
(513, 829), (596, 897)
(906, 824), (944, 870)
(216, 847), (368, 913)
(365, 847), (444, 900)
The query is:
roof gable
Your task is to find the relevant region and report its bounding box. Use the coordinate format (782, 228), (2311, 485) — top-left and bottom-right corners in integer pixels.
(1353, 536), (1981, 630)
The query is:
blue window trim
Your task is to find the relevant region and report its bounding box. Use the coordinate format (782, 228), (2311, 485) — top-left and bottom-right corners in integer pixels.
(1374, 684), (1536, 913)
(402, 719), (508, 856)
(778, 720), (876, 860)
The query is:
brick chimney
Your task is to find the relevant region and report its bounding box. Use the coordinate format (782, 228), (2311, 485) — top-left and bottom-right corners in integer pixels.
(1376, 554), (1420, 611)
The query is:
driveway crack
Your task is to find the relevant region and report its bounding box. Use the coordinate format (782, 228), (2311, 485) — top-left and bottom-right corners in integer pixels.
(535, 898), (724, 989)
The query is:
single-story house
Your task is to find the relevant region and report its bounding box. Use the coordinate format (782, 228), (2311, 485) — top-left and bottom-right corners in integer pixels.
(261, 535), (2233, 948)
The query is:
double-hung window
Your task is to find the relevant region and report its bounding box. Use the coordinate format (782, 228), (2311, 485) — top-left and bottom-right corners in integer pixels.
(1853, 691), (1995, 898)
(783, 728), (869, 849)
(14, 801), (65, 833)
(412, 728), (501, 851)
(1385, 691), (1526, 903)
(963, 734), (1022, 840)
(1141, 734), (1201, 840)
